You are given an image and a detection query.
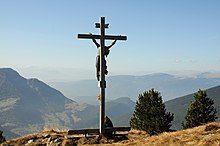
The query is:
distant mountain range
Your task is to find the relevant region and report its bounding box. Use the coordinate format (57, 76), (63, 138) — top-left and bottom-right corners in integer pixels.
(50, 73), (220, 103)
(0, 68), (94, 139)
(1, 68), (220, 140)
(0, 68), (134, 139)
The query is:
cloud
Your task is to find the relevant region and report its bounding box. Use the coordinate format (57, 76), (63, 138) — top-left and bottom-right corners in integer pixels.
(175, 59), (182, 63)
(175, 59), (199, 64)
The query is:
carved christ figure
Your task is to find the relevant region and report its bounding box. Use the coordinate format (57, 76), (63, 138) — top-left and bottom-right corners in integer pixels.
(90, 33), (117, 81)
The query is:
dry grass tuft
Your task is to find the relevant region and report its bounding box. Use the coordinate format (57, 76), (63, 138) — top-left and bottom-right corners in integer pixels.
(129, 129), (149, 135)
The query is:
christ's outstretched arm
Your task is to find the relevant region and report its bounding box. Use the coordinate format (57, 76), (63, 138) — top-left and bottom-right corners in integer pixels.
(106, 40), (117, 49)
(90, 33), (100, 48)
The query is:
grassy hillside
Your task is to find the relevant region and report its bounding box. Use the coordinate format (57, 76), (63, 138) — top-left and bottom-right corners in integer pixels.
(0, 68), (96, 139)
(0, 68), (136, 139)
(2, 122), (220, 146)
(165, 85), (220, 130)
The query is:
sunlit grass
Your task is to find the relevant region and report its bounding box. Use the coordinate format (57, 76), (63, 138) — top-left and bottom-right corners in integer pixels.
(2, 122), (220, 146)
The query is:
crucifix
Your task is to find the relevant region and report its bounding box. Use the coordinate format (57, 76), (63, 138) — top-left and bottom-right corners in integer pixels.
(77, 17), (127, 136)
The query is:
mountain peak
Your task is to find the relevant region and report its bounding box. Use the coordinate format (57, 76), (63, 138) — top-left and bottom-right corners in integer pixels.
(0, 68), (17, 72)
(148, 73), (174, 78)
(112, 97), (133, 103)
(0, 68), (79, 139)
(0, 68), (21, 78)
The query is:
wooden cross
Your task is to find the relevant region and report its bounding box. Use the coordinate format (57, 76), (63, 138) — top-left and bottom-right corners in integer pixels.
(77, 17), (127, 136)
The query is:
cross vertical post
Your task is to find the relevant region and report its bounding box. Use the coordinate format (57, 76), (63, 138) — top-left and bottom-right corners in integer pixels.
(77, 17), (127, 136)
(99, 17), (106, 135)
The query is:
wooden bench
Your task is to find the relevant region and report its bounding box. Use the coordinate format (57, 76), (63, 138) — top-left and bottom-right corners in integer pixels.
(68, 128), (99, 138)
(67, 127), (131, 138)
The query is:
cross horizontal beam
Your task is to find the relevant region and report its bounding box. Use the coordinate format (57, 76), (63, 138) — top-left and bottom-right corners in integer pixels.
(78, 34), (127, 40)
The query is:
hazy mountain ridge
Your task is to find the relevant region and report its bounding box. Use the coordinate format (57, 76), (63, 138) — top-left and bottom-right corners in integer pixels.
(50, 73), (220, 103)
(1, 68), (220, 140)
(0, 68), (86, 139)
(0, 68), (134, 140)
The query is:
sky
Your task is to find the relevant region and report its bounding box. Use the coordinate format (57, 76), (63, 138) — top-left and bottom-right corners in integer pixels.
(0, 0), (220, 82)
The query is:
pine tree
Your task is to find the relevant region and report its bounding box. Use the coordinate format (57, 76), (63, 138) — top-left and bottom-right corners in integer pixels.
(182, 89), (217, 129)
(130, 88), (174, 135)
